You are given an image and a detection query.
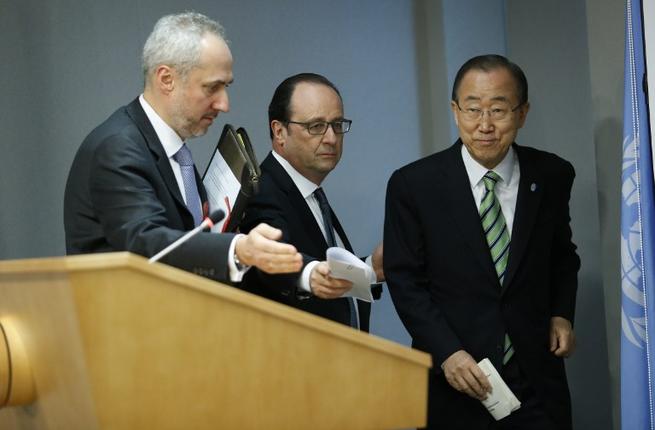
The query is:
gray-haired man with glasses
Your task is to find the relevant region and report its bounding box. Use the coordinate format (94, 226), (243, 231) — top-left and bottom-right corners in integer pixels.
(240, 73), (384, 331)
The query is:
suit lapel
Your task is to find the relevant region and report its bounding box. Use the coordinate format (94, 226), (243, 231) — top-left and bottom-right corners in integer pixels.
(125, 98), (195, 227)
(263, 154), (330, 254)
(503, 145), (543, 290)
(440, 142), (499, 286)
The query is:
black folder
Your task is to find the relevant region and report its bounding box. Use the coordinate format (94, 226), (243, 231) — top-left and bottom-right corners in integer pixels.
(202, 124), (260, 232)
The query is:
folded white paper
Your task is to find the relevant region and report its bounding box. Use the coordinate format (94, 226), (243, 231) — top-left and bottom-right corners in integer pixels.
(477, 358), (521, 421)
(326, 247), (375, 302)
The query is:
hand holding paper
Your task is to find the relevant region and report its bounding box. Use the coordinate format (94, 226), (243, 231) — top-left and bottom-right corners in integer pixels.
(442, 350), (491, 400)
(309, 261), (353, 299)
(326, 247), (376, 302)
(477, 358), (521, 421)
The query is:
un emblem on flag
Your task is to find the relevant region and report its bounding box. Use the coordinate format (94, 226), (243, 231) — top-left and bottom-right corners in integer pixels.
(621, 135), (648, 349)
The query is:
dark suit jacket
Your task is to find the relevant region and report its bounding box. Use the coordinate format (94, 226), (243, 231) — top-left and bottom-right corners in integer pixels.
(240, 153), (374, 331)
(64, 97), (234, 281)
(384, 141), (580, 429)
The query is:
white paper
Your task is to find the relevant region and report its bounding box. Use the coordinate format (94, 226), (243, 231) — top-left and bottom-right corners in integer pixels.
(326, 247), (375, 302)
(202, 152), (241, 232)
(477, 358), (521, 421)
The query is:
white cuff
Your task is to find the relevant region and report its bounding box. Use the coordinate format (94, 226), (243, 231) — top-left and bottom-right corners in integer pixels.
(299, 260), (320, 292)
(228, 234), (250, 282)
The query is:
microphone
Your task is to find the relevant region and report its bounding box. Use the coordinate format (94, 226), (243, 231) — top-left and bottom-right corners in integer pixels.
(148, 210), (225, 264)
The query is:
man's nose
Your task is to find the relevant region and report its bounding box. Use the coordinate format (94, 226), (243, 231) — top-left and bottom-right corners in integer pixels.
(478, 114), (494, 131)
(322, 124), (338, 144)
(212, 90), (229, 113)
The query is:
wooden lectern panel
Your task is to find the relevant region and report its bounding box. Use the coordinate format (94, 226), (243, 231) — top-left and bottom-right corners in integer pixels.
(0, 253), (431, 429)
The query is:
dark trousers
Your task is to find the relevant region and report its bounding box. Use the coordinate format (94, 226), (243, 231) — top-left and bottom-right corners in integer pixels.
(489, 357), (560, 430)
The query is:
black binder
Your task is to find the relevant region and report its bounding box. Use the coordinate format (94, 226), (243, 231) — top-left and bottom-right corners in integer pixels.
(202, 124), (260, 232)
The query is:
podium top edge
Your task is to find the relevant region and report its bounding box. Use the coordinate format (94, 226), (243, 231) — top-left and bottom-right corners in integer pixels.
(0, 252), (432, 368)
(0, 252), (139, 273)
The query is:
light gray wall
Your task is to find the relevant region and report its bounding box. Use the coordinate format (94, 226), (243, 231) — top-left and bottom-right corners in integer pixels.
(585, 0), (625, 428)
(414, 0), (452, 157)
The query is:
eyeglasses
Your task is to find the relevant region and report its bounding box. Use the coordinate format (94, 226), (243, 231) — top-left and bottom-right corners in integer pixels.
(286, 119), (352, 135)
(455, 101), (524, 122)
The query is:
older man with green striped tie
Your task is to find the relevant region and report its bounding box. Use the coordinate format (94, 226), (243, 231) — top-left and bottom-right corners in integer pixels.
(384, 54), (580, 430)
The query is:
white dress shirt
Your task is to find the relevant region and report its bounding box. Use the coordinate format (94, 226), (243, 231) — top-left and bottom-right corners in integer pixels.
(460, 144), (520, 235)
(272, 151), (377, 296)
(139, 95), (247, 281)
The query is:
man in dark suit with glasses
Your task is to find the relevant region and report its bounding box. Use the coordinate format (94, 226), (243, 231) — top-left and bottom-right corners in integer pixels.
(240, 73), (383, 331)
(384, 55), (580, 429)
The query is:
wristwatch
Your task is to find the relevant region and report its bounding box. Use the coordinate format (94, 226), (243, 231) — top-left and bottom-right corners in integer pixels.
(233, 250), (246, 271)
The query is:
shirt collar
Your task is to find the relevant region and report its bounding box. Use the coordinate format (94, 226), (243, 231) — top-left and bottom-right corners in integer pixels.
(271, 150), (320, 198)
(461, 143), (516, 188)
(139, 94), (184, 158)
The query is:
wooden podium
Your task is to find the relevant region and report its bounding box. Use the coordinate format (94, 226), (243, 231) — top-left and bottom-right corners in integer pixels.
(0, 253), (431, 429)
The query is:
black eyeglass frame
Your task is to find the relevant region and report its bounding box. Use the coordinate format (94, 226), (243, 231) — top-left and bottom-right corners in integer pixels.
(454, 101), (525, 121)
(285, 119), (353, 135)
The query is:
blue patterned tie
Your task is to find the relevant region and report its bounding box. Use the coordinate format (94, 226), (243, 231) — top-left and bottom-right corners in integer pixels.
(480, 171), (514, 364)
(173, 144), (203, 227)
(314, 187), (359, 329)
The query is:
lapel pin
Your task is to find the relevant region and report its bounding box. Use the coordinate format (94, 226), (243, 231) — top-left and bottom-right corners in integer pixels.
(530, 183), (537, 192)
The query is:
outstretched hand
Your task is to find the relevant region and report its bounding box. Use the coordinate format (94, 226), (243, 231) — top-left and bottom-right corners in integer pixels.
(235, 223), (302, 274)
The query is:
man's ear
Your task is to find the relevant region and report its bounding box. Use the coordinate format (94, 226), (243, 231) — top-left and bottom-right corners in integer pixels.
(154, 65), (175, 94)
(271, 120), (287, 148)
(450, 100), (460, 127)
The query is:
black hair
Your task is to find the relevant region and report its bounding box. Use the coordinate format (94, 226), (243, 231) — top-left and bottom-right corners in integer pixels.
(268, 73), (342, 138)
(451, 54), (528, 105)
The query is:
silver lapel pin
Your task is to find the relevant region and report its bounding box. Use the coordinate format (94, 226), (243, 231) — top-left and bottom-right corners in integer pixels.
(530, 183), (537, 192)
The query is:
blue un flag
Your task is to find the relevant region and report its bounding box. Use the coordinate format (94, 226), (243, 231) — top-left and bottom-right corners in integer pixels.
(621, 0), (655, 428)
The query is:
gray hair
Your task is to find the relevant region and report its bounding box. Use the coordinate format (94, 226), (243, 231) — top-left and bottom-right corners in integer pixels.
(142, 12), (226, 84)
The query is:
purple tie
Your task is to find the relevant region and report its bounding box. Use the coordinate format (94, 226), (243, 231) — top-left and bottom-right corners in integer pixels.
(173, 144), (203, 227)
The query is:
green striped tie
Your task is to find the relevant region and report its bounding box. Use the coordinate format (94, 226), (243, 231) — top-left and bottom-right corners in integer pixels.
(480, 171), (514, 364)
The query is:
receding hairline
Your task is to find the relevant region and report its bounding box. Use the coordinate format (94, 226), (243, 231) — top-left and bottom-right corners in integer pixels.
(197, 32), (232, 64)
(287, 81), (343, 115)
(145, 32), (232, 87)
(142, 12), (229, 85)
